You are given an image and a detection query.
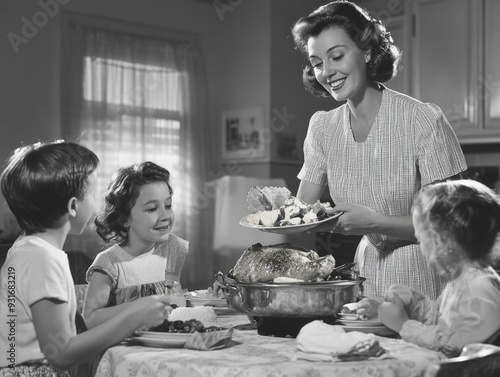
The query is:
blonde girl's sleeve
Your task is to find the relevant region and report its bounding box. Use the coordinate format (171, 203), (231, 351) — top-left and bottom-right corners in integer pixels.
(297, 111), (328, 186)
(414, 103), (467, 186)
(400, 276), (500, 357)
(86, 250), (119, 289)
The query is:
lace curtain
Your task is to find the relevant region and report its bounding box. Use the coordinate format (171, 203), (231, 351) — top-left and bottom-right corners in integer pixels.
(61, 14), (214, 289)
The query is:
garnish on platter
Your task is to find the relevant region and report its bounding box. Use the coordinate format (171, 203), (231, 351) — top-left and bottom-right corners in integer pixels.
(240, 186), (342, 234)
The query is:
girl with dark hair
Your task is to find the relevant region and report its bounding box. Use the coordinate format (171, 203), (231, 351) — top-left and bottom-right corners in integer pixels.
(83, 161), (188, 329)
(378, 180), (500, 356)
(292, 1), (467, 302)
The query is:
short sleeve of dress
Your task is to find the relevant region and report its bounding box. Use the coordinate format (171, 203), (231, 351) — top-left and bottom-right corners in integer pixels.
(86, 250), (119, 289)
(414, 103), (467, 186)
(297, 111), (329, 187)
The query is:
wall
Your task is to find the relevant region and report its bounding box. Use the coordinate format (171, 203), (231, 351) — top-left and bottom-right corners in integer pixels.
(0, 0), (273, 233)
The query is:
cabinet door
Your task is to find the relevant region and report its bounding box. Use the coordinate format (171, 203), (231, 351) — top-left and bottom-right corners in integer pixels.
(485, 0), (500, 133)
(385, 16), (409, 95)
(411, 0), (481, 138)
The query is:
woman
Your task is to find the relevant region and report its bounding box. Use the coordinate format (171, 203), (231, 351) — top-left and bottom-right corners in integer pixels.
(292, 1), (467, 300)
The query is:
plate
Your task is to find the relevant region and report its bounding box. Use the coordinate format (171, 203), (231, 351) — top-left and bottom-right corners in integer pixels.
(337, 313), (358, 320)
(185, 290), (228, 308)
(239, 212), (342, 235)
(340, 324), (398, 337)
(337, 319), (384, 327)
(127, 331), (192, 348)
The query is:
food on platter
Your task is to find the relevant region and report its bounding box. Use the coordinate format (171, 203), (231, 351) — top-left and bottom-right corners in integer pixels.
(168, 306), (217, 325)
(149, 319), (223, 334)
(247, 186), (292, 213)
(244, 186), (337, 228)
(231, 242), (336, 283)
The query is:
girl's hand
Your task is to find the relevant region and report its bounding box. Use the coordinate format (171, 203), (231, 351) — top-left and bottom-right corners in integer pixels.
(357, 297), (384, 319)
(378, 293), (409, 332)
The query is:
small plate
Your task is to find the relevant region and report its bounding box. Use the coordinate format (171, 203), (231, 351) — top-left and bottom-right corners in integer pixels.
(239, 212), (342, 235)
(337, 319), (384, 327)
(337, 313), (358, 320)
(185, 290), (227, 308)
(340, 325), (398, 337)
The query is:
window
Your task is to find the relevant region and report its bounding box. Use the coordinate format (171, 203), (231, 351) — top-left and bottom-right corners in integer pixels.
(82, 57), (184, 206)
(62, 14), (213, 288)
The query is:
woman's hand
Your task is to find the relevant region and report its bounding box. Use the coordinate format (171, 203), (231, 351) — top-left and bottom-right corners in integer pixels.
(357, 297), (384, 319)
(330, 203), (379, 235)
(378, 293), (409, 332)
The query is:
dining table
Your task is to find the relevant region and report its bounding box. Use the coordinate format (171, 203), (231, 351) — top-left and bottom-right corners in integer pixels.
(93, 311), (446, 377)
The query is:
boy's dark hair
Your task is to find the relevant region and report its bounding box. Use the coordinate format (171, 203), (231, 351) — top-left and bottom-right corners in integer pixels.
(292, 0), (402, 97)
(94, 161), (172, 244)
(0, 141), (99, 234)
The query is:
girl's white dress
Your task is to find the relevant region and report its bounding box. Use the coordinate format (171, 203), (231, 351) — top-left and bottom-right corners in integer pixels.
(86, 234), (188, 305)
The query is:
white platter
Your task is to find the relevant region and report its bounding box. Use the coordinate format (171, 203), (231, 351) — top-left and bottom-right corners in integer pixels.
(337, 319), (384, 327)
(128, 332), (192, 348)
(239, 212), (342, 235)
(340, 325), (398, 337)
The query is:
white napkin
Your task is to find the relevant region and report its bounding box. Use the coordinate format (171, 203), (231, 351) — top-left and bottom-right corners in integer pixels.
(292, 320), (386, 362)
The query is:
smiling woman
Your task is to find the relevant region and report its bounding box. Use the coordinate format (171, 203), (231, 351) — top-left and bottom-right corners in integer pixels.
(291, 1), (467, 301)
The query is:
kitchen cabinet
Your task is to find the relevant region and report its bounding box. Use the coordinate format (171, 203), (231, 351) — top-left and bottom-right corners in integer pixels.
(484, 0), (500, 134)
(409, 0), (500, 143)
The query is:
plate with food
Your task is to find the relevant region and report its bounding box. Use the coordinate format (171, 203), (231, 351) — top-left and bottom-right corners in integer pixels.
(240, 211), (342, 235)
(240, 186), (342, 234)
(127, 318), (230, 349)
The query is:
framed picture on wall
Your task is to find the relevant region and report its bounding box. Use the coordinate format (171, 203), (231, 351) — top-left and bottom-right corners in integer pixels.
(222, 106), (268, 162)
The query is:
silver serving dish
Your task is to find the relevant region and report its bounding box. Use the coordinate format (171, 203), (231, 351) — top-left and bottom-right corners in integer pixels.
(217, 274), (365, 318)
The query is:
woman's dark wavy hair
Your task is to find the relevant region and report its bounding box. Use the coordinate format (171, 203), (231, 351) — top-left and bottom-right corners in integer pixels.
(292, 0), (402, 97)
(414, 180), (500, 265)
(95, 161), (173, 244)
(0, 141), (99, 234)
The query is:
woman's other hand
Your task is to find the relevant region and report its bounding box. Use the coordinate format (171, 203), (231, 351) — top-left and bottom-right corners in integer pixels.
(378, 293), (409, 332)
(357, 297), (384, 319)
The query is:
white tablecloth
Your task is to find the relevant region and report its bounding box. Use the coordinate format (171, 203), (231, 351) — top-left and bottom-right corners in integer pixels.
(95, 314), (445, 377)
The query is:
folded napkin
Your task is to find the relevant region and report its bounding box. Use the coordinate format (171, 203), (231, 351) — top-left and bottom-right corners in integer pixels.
(184, 328), (234, 351)
(292, 320), (387, 362)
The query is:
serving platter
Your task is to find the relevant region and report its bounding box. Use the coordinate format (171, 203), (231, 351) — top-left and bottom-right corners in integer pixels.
(127, 331), (192, 348)
(239, 211), (342, 234)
